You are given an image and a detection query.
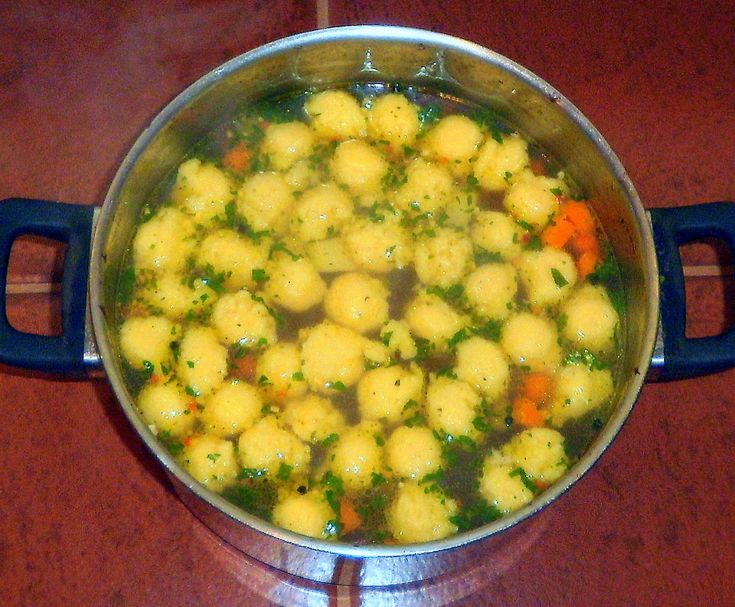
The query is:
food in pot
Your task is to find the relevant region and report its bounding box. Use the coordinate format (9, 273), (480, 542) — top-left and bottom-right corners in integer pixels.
(115, 85), (624, 544)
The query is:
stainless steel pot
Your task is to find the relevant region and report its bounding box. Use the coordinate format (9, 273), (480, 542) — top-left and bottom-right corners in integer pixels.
(1, 25), (734, 586)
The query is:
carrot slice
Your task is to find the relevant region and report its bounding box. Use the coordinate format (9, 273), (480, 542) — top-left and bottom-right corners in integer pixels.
(223, 141), (251, 173)
(576, 250), (599, 279)
(512, 396), (546, 427)
(521, 372), (553, 403)
(542, 217), (576, 249)
(562, 200), (595, 234)
(339, 499), (363, 535)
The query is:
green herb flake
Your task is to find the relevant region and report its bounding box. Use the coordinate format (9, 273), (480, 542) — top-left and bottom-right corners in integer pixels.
(207, 452), (221, 462)
(326, 380), (346, 392)
(551, 267), (569, 288)
(251, 268), (269, 284)
(509, 467), (539, 495)
(276, 462), (293, 481)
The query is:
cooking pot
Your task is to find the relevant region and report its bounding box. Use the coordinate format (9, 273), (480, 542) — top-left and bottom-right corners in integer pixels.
(1, 26), (733, 586)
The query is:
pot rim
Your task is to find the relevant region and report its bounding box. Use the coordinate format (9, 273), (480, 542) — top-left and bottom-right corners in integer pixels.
(89, 25), (660, 560)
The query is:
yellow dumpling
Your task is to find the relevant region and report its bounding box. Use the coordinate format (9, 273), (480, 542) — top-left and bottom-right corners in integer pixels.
(500, 312), (562, 373)
(132, 207), (196, 273)
(236, 171), (295, 234)
(414, 227), (474, 288)
(272, 489), (336, 540)
(284, 159), (319, 192)
(282, 393), (345, 444)
(392, 158), (456, 213)
(140, 274), (216, 321)
(291, 182), (354, 242)
(256, 342), (308, 401)
(502, 427), (568, 483)
(380, 319), (417, 361)
(238, 415), (310, 476)
(300, 321), (366, 394)
(454, 337), (510, 402)
(387, 482), (458, 544)
(305, 237), (357, 274)
(137, 381), (195, 437)
(330, 139), (388, 203)
(547, 364), (614, 427)
(517, 247), (578, 308)
(201, 379), (263, 437)
(357, 364), (424, 424)
(503, 173), (565, 229)
(425, 376), (481, 439)
(328, 422), (384, 490)
(421, 114), (483, 177)
(211, 289), (277, 347)
(463, 263), (517, 320)
(470, 210), (524, 261)
(342, 215), (413, 274)
(261, 121), (315, 171)
(560, 284), (619, 354)
(323, 272), (389, 334)
(176, 325), (229, 396)
(180, 434), (238, 493)
(368, 93), (420, 148)
(170, 158), (234, 225)
(404, 292), (466, 350)
(305, 89), (367, 140)
(479, 450), (535, 514)
(473, 134), (529, 192)
(196, 229), (268, 291)
(119, 315), (175, 373)
(385, 425), (442, 480)
(264, 254), (326, 313)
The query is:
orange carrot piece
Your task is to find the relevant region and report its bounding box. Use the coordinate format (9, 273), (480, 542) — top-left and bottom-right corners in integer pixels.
(562, 200), (595, 234)
(223, 142), (251, 172)
(572, 230), (599, 256)
(522, 372), (553, 403)
(513, 397), (546, 427)
(339, 499), (363, 535)
(577, 250), (599, 279)
(542, 217), (576, 249)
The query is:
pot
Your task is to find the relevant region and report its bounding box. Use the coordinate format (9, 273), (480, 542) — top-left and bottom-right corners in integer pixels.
(0, 25), (733, 586)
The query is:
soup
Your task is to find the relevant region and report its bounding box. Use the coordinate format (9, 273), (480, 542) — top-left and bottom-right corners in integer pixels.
(115, 85), (624, 544)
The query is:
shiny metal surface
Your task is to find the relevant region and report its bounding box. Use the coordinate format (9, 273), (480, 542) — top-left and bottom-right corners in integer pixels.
(88, 26), (660, 585)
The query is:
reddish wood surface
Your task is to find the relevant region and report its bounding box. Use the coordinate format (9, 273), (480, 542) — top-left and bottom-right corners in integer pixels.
(1, 1), (734, 605)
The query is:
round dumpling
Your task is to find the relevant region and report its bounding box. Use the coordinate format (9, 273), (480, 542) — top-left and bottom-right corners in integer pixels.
(300, 321), (366, 393)
(547, 363), (614, 427)
(380, 319), (417, 361)
(201, 379), (263, 437)
(342, 215), (413, 274)
(140, 274), (216, 321)
(502, 427), (568, 483)
(260, 121), (315, 171)
(503, 173), (564, 229)
(305, 237), (357, 274)
(368, 93), (420, 148)
(264, 254), (326, 313)
(119, 315), (175, 373)
(560, 284), (619, 354)
(387, 482), (458, 544)
(463, 263), (517, 320)
(454, 337), (510, 402)
(328, 422), (384, 490)
(305, 89), (367, 140)
(256, 342), (308, 401)
(132, 207), (196, 272)
(137, 381), (195, 437)
(236, 171), (295, 234)
(392, 158), (456, 213)
(196, 229), (268, 291)
(357, 364), (424, 423)
(425, 376), (482, 439)
(473, 134), (529, 192)
(180, 434), (238, 492)
(272, 489), (336, 540)
(291, 182), (354, 242)
(212, 289), (277, 347)
(324, 272), (389, 334)
(404, 292), (466, 349)
(413, 227), (474, 288)
(479, 450), (535, 514)
(238, 415), (310, 476)
(170, 158), (234, 225)
(385, 425), (442, 480)
(284, 159), (319, 192)
(500, 312), (562, 373)
(421, 114), (483, 177)
(282, 393), (345, 444)
(470, 210), (524, 261)
(176, 326), (228, 396)
(517, 247), (577, 308)
(330, 139), (388, 202)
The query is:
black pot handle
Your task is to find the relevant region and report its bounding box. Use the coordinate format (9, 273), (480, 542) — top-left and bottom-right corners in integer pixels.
(649, 201), (735, 380)
(0, 198), (96, 374)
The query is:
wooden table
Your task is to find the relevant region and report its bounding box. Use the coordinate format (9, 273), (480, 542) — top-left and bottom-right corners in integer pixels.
(1, 1), (734, 604)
